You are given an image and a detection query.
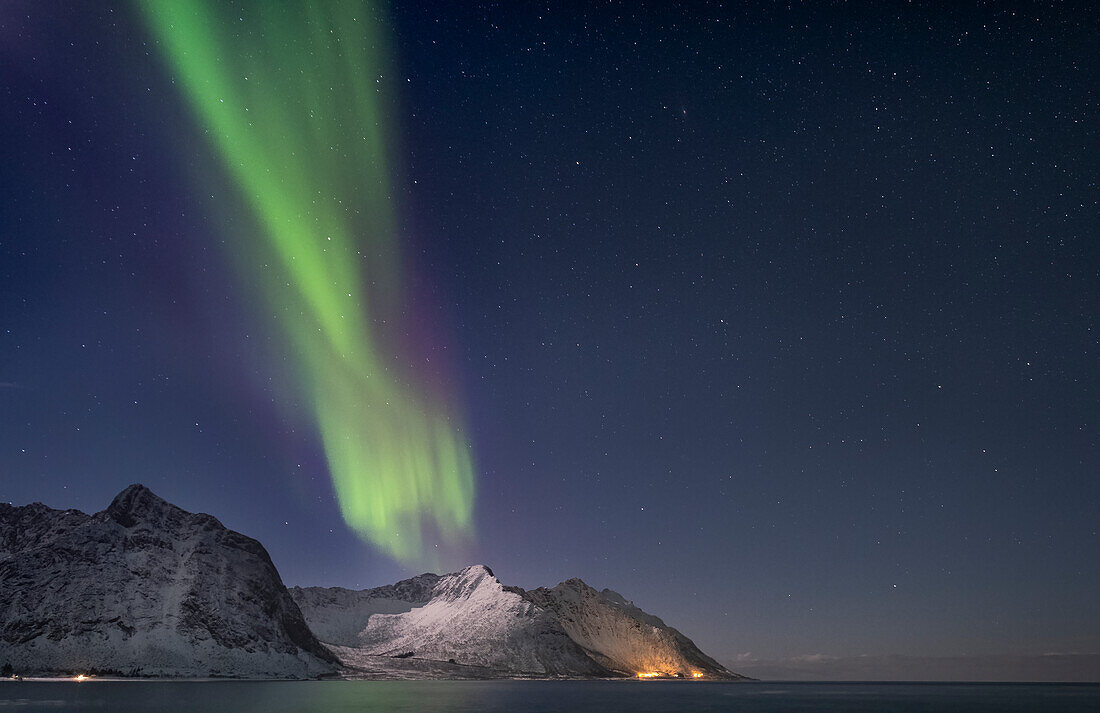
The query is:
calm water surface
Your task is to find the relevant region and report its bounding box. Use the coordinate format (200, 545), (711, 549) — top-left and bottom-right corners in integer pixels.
(1, 680), (1098, 712)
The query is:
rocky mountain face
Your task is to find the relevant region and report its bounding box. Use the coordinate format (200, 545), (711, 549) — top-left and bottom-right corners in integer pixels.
(522, 578), (744, 679)
(0, 485), (337, 678)
(292, 566), (743, 679)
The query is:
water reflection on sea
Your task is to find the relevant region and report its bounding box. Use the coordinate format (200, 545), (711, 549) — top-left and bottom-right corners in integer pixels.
(1, 680), (1099, 712)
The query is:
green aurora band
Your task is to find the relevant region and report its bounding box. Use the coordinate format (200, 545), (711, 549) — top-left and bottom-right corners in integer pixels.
(139, 1), (475, 562)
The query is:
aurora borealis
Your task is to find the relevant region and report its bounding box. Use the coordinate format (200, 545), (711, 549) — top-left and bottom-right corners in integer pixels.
(138, 0), (474, 563)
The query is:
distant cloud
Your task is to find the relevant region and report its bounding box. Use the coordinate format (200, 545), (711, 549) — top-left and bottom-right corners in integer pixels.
(789, 653), (836, 664)
(728, 653), (1100, 682)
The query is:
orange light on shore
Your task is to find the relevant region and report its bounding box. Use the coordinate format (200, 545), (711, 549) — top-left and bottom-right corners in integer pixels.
(636, 671), (662, 678)
(74, 674), (87, 682)
(691, 671), (704, 678)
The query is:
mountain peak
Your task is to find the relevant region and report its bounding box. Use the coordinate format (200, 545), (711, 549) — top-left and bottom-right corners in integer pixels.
(462, 564), (495, 578)
(104, 483), (171, 528)
(430, 564), (500, 602)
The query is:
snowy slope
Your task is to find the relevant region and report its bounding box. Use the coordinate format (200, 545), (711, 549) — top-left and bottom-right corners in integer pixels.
(297, 566), (608, 676)
(0, 485), (337, 678)
(289, 573), (440, 646)
(523, 578), (745, 679)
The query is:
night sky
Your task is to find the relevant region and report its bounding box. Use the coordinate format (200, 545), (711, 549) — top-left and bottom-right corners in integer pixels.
(2, 2), (1097, 677)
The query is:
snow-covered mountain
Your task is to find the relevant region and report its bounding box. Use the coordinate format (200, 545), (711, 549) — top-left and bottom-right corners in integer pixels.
(292, 566), (744, 679)
(522, 578), (744, 679)
(294, 565), (607, 676)
(0, 484), (337, 678)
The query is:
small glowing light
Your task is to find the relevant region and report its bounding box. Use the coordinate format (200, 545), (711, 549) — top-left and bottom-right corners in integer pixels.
(74, 674), (87, 682)
(636, 671), (661, 678)
(691, 671), (704, 678)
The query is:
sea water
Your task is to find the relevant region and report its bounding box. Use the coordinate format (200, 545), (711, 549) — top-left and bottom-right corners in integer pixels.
(1, 680), (1098, 712)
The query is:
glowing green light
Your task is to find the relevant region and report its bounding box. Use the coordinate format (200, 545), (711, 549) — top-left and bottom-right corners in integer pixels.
(139, 0), (475, 562)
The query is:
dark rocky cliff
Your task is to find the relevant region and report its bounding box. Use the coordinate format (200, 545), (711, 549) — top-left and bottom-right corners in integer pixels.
(0, 484), (338, 678)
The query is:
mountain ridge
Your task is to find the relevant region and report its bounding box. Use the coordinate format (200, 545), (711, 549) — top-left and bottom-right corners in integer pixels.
(2, 485), (743, 680)
(292, 564), (745, 679)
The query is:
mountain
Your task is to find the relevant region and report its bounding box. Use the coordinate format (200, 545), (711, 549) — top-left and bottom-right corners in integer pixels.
(522, 578), (743, 678)
(292, 566), (743, 679)
(0, 484), (338, 678)
(294, 565), (608, 676)
(1, 486), (742, 680)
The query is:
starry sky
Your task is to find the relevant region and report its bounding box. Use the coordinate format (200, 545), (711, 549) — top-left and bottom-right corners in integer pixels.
(1, 1), (1097, 677)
